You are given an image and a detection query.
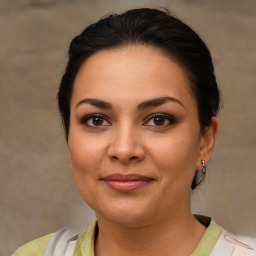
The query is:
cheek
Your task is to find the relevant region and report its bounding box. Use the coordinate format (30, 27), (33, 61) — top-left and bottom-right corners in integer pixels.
(68, 132), (107, 178)
(149, 135), (199, 205)
(151, 135), (199, 163)
(68, 134), (106, 207)
(148, 130), (200, 179)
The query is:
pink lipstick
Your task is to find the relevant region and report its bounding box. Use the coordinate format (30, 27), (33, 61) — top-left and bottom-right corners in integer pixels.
(101, 174), (153, 192)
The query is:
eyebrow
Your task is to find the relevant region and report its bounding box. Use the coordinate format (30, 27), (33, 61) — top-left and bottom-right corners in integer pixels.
(75, 98), (112, 109)
(75, 96), (184, 110)
(137, 96), (185, 110)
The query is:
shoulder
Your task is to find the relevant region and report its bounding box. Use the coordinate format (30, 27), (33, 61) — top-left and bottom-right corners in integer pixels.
(211, 229), (256, 255)
(11, 233), (53, 256)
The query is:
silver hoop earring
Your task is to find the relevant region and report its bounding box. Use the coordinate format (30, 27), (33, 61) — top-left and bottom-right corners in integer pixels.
(201, 160), (207, 174)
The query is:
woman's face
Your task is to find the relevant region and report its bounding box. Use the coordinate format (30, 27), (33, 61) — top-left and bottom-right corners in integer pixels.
(68, 46), (217, 226)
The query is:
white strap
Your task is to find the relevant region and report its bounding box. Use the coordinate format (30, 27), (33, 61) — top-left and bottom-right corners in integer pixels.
(210, 230), (256, 256)
(232, 246), (256, 256)
(64, 240), (77, 256)
(44, 228), (78, 256)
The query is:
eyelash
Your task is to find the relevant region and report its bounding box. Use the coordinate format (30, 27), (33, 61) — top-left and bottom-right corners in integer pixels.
(143, 113), (176, 127)
(80, 114), (111, 127)
(79, 113), (176, 127)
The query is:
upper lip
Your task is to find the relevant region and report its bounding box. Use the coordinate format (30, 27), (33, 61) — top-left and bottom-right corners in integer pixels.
(101, 173), (154, 181)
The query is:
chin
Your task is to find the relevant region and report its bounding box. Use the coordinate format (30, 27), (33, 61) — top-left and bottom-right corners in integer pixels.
(94, 199), (158, 227)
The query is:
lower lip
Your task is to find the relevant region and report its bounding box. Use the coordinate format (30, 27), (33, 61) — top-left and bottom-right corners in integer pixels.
(103, 180), (152, 192)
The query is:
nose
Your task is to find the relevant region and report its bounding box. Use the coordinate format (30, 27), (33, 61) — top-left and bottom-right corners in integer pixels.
(107, 124), (145, 164)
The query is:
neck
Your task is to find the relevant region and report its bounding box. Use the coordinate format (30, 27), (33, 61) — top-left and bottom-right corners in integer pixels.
(95, 211), (206, 256)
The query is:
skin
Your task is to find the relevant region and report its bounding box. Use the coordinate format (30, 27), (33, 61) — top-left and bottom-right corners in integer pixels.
(68, 45), (218, 256)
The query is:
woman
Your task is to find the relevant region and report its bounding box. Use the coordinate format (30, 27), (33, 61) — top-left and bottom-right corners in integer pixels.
(13, 8), (256, 256)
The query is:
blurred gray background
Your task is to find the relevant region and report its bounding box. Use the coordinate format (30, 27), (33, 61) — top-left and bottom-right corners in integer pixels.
(0, 0), (255, 255)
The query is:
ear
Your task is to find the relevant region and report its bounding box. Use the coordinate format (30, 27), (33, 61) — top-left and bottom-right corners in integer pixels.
(196, 117), (218, 170)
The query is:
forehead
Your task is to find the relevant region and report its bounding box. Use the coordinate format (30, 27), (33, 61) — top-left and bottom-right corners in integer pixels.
(71, 45), (196, 108)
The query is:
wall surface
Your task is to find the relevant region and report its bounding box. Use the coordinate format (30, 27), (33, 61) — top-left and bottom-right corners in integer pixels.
(1, 0), (255, 255)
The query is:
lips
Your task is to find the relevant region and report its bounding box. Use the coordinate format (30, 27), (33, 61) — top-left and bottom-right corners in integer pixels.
(101, 174), (154, 192)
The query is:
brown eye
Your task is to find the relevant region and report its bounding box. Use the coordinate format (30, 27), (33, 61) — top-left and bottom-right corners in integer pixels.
(92, 116), (104, 126)
(143, 113), (176, 127)
(81, 114), (111, 127)
(153, 117), (165, 126)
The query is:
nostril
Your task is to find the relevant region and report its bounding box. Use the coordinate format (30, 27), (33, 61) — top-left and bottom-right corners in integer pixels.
(110, 155), (138, 162)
